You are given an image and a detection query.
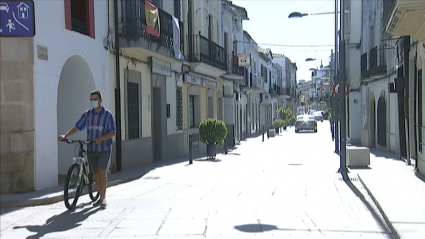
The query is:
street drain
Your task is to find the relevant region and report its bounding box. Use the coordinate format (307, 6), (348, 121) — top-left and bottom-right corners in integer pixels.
(144, 176), (161, 180)
(338, 177), (358, 181)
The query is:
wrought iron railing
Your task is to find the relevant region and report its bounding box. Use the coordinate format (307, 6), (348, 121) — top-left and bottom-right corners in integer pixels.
(227, 54), (244, 76)
(118, 0), (184, 57)
(369, 46), (387, 76)
(361, 52), (368, 78)
(252, 74), (264, 89)
(190, 33), (227, 71)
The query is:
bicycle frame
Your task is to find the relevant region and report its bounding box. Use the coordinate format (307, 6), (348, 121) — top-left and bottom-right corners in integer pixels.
(73, 142), (90, 185)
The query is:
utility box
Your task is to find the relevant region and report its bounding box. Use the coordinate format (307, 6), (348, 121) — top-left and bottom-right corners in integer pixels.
(346, 146), (370, 167)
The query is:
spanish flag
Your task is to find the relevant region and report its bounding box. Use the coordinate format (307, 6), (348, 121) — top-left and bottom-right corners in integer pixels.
(145, 0), (160, 37)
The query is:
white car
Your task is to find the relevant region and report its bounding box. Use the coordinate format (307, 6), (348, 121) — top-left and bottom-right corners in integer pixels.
(0, 3), (9, 13)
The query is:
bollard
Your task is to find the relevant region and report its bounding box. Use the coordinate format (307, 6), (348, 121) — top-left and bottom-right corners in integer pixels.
(267, 127), (269, 139)
(262, 126), (265, 142)
(189, 134), (193, 164)
(224, 138), (228, 154)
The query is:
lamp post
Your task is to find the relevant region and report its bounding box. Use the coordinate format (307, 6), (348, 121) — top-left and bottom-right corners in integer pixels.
(289, 1), (345, 170)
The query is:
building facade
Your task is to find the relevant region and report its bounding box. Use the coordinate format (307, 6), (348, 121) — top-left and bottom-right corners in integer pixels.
(1, 0), (111, 193)
(115, 0), (186, 168)
(359, 0), (398, 153)
(385, 0), (425, 173)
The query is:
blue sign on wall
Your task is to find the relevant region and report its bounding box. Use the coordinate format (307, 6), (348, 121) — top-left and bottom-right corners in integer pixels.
(0, 0), (35, 37)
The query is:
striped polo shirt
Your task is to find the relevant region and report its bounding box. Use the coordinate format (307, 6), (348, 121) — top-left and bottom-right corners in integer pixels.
(75, 107), (116, 152)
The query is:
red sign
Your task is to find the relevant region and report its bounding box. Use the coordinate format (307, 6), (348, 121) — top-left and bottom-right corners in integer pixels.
(332, 83), (349, 96)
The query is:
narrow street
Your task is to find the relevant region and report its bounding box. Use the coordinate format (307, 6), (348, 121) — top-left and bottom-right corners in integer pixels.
(1, 122), (394, 238)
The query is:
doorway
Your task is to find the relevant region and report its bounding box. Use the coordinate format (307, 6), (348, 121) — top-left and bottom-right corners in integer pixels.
(377, 96), (387, 147)
(152, 74), (166, 161)
(369, 94), (376, 148)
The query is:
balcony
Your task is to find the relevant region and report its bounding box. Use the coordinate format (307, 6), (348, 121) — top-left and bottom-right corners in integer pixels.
(385, 0), (425, 43)
(251, 74), (266, 92)
(369, 46), (387, 77)
(118, 0), (184, 61)
(361, 46), (387, 79)
(189, 33), (227, 77)
(360, 52), (369, 79)
(269, 84), (278, 97)
(222, 54), (245, 83)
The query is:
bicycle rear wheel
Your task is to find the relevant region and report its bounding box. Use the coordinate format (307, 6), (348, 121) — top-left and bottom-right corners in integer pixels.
(64, 163), (81, 210)
(88, 172), (100, 201)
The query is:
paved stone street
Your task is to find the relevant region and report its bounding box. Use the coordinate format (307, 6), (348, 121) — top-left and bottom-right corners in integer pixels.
(0, 122), (394, 238)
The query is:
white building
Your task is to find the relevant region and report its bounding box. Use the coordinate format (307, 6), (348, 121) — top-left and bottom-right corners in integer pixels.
(359, 0), (398, 153)
(1, 0), (111, 193)
(272, 54), (292, 110)
(242, 31), (264, 134)
(344, 0), (363, 146)
(221, 0), (249, 143)
(257, 48), (273, 128)
(385, 0), (425, 173)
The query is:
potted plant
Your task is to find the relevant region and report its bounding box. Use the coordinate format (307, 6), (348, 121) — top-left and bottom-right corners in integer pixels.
(273, 119), (282, 133)
(199, 118), (228, 159)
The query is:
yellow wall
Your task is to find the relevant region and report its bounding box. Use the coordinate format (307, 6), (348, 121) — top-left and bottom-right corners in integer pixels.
(115, 56), (152, 139)
(182, 79), (224, 129)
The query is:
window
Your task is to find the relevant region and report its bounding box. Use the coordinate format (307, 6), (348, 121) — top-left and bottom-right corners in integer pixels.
(189, 95), (195, 128)
(224, 32), (229, 54)
(64, 0), (95, 38)
(125, 70), (142, 139)
(208, 15), (213, 40)
(176, 87), (183, 130)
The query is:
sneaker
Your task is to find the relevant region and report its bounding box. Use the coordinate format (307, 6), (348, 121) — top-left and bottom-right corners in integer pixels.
(93, 199), (107, 208)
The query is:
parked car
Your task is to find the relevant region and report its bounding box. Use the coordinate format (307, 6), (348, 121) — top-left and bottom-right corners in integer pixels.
(295, 115), (317, 133)
(313, 111), (323, 122)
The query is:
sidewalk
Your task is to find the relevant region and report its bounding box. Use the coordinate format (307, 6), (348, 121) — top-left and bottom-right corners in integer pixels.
(0, 150), (216, 209)
(353, 149), (425, 239)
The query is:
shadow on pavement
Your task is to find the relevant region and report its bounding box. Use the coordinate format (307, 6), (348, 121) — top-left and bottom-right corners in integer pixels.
(348, 166), (371, 170)
(415, 172), (425, 183)
(13, 206), (100, 239)
(369, 149), (404, 162)
(340, 173), (397, 239)
(194, 158), (222, 163)
(234, 223), (393, 235)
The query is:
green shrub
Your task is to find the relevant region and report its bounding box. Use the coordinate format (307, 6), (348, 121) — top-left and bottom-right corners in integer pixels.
(199, 118), (228, 145)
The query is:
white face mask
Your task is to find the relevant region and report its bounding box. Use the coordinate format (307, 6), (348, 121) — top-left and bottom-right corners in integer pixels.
(91, 100), (99, 108)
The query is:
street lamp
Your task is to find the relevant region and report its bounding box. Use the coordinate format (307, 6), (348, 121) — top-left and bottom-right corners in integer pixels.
(288, 11), (337, 18)
(305, 58), (316, 62)
(289, 1), (347, 174)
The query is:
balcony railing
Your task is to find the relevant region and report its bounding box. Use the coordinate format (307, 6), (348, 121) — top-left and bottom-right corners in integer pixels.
(252, 74), (264, 89)
(361, 52), (369, 79)
(118, 0), (184, 58)
(227, 54), (245, 76)
(190, 33), (227, 71)
(369, 46), (387, 77)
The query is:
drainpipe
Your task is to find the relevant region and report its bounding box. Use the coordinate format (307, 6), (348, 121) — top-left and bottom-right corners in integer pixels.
(188, 0), (193, 61)
(113, 0), (123, 171)
(403, 36), (411, 165)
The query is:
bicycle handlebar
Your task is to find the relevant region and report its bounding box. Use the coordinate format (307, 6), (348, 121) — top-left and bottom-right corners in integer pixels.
(61, 139), (92, 145)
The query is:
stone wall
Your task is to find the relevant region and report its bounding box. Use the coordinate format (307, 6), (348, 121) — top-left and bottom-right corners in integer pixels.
(0, 38), (35, 193)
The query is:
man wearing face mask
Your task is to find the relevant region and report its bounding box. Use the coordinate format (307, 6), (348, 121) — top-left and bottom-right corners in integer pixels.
(58, 90), (116, 208)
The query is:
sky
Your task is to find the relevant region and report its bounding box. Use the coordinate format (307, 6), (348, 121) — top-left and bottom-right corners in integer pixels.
(232, 0), (337, 82)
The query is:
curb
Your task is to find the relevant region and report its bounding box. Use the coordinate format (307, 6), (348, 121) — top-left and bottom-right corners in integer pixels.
(357, 174), (400, 239)
(0, 171), (149, 209)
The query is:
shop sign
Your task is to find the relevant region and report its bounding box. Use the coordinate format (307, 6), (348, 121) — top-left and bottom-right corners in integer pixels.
(151, 57), (172, 77)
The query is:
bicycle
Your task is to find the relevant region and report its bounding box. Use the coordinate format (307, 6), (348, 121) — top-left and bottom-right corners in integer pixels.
(61, 139), (99, 210)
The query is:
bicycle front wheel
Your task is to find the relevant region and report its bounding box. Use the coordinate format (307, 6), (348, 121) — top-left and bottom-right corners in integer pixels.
(64, 163), (81, 210)
(88, 172), (100, 201)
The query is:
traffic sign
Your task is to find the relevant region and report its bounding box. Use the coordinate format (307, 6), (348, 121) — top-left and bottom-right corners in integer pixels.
(0, 0), (35, 37)
(332, 83), (349, 96)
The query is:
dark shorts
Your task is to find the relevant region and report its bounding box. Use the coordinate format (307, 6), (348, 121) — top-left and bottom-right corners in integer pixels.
(87, 151), (111, 172)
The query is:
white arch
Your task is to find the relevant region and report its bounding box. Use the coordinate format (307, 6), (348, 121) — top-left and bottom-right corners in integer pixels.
(57, 55), (96, 175)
